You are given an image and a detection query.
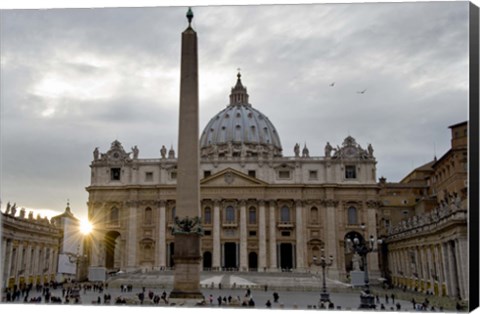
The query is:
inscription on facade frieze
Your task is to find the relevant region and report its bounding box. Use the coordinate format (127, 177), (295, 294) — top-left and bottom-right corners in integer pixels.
(202, 188), (263, 195)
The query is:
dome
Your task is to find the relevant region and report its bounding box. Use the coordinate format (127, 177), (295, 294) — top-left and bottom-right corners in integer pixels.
(200, 73), (282, 158)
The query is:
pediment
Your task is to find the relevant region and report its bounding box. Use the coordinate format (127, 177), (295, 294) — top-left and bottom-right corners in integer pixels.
(200, 168), (267, 187)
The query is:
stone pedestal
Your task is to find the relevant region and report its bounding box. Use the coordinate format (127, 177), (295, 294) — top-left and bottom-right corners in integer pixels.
(88, 266), (106, 282)
(169, 234), (203, 299)
(350, 270), (365, 287)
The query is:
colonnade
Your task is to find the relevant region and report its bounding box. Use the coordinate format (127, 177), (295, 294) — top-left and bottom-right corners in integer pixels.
(2, 237), (59, 289)
(388, 237), (468, 300)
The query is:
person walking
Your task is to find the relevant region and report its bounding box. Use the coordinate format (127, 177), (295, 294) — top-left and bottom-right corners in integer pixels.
(266, 300), (272, 308)
(273, 292), (279, 303)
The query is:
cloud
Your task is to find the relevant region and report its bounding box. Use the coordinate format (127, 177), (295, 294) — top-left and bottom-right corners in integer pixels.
(0, 3), (469, 218)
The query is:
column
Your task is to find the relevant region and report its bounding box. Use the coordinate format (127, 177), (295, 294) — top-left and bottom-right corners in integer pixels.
(158, 200), (167, 268)
(4, 240), (13, 282)
(33, 245), (40, 278)
(419, 246), (429, 292)
(455, 238), (468, 299)
(426, 246), (435, 292)
(440, 243), (451, 296)
(126, 202), (138, 270)
(446, 241), (459, 297)
(294, 200), (305, 271)
(51, 248), (58, 277)
(17, 243), (24, 276)
(258, 201), (267, 271)
(324, 199), (338, 274)
(268, 200), (277, 271)
(366, 203), (380, 275)
(459, 238), (469, 300)
(212, 199), (221, 270)
(25, 244), (32, 277)
(434, 244), (444, 295)
(239, 200), (248, 271)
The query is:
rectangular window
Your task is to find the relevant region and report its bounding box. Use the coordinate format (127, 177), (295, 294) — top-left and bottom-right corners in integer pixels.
(248, 170), (256, 178)
(309, 170), (318, 180)
(278, 170), (290, 179)
(281, 231), (291, 237)
(345, 166), (356, 179)
(145, 172), (153, 182)
(248, 208), (257, 224)
(204, 171), (211, 178)
(249, 231), (257, 237)
(111, 168), (121, 180)
(204, 208), (212, 224)
(170, 171), (177, 180)
(204, 230), (212, 236)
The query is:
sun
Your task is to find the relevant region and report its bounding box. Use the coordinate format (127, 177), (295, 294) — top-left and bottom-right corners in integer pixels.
(79, 219), (93, 235)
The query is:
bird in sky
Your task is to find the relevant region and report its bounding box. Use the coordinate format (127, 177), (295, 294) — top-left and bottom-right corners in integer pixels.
(357, 89), (367, 94)
(330, 82), (335, 87)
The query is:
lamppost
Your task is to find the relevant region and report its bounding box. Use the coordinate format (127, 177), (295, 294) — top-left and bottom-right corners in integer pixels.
(67, 248), (88, 282)
(346, 224), (382, 309)
(312, 249), (334, 303)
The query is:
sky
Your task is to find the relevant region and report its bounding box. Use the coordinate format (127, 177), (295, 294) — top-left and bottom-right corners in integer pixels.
(0, 1), (470, 221)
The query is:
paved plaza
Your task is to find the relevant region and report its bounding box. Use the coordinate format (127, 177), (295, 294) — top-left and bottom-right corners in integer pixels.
(1, 271), (464, 312)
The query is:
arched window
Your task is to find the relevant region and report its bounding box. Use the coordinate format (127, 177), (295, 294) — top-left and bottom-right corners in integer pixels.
(226, 206), (235, 223)
(110, 207), (119, 224)
(145, 207), (152, 223)
(248, 207), (257, 224)
(280, 206), (290, 222)
(348, 206), (358, 225)
(204, 207), (212, 225)
(310, 207), (318, 223)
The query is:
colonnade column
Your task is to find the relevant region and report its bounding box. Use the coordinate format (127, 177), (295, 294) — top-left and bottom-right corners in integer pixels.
(446, 241), (459, 298)
(440, 242), (451, 296)
(5, 241), (13, 281)
(1, 238), (7, 277)
(158, 200), (167, 268)
(258, 201), (267, 272)
(268, 200), (277, 271)
(25, 245), (33, 277)
(420, 247), (428, 292)
(239, 200), (248, 271)
(294, 200), (305, 271)
(126, 201), (138, 270)
(16, 243), (24, 278)
(32, 246), (40, 278)
(434, 244), (444, 295)
(212, 199), (221, 270)
(455, 238), (468, 299)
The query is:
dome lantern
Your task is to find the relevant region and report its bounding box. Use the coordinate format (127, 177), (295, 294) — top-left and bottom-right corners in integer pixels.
(200, 73), (282, 159)
(229, 71), (249, 106)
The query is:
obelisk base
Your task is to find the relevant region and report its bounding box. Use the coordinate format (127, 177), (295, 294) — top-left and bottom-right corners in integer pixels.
(169, 234), (204, 300)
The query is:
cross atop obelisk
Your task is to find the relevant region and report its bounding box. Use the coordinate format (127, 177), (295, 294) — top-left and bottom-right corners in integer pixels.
(169, 7), (204, 301)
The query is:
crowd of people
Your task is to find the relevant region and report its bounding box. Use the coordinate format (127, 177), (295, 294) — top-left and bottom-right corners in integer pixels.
(2, 280), (461, 311)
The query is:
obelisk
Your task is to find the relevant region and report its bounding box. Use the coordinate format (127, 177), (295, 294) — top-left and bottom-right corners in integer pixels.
(169, 7), (204, 300)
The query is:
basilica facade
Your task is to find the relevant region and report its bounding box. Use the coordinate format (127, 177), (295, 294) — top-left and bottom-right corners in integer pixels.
(86, 74), (381, 281)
